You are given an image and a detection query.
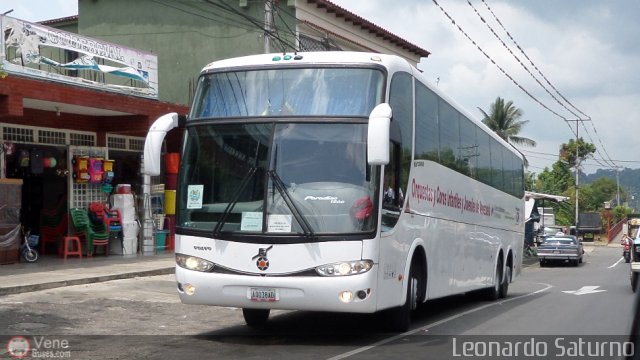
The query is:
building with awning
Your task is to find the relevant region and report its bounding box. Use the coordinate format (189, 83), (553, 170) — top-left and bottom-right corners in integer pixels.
(524, 191), (570, 245)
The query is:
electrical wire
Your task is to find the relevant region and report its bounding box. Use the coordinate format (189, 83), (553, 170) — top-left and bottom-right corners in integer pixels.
(474, 0), (618, 169)
(204, 0), (298, 52)
(431, 0), (578, 138)
(467, 0), (581, 120)
(436, 0), (621, 170)
(479, 0), (589, 119)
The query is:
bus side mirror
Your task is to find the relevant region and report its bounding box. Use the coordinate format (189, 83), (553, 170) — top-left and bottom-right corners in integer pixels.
(143, 112), (180, 175)
(367, 103), (392, 165)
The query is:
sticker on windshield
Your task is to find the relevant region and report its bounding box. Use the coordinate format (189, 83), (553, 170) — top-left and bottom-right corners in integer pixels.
(186, 185), (204, 209)
(268, 214), (292, 232)
(241, 212), (263, 231)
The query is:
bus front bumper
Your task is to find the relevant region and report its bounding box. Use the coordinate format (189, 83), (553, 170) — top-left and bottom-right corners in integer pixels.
(175, 265), (380, 313)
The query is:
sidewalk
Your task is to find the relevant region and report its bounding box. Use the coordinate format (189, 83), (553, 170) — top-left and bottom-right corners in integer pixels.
(0, 252), (175, 296)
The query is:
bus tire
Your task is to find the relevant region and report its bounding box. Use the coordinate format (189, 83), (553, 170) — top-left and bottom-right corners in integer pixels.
(484, 258), (502, 301)
(499, 263), (510, 299)
(385, 261), (421, 332)
(631, 272), (639, 293)
(242, 308), (270, 328)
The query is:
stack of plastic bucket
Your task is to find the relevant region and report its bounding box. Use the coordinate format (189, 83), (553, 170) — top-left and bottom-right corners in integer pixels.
(164, 153), (179, 250)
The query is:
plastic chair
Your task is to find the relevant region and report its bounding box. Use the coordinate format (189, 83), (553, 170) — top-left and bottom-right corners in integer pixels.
(62, 236), (82, 260)
(89, 202), (123, 252)
(69, 208), (110, 257)
(39, 198), (68, 255)
(89, 202), (122, 233)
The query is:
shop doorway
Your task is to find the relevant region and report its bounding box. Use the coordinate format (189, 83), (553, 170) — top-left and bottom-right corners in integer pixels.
(4, 144), (68, 243)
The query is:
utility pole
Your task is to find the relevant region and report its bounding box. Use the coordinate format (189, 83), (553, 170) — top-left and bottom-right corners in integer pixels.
(566, 118), (590, 234)
(264, 0), (273, 54)
(616, 167), (621, 206)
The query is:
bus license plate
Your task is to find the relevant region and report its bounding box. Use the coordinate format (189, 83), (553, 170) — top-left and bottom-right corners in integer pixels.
(553, 250), (561, 254)
(249, 287), (279, 302)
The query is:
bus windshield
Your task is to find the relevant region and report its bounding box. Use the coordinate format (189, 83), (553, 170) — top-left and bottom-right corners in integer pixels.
(189, 67), (385, 118)
(178, 122), (379, 238)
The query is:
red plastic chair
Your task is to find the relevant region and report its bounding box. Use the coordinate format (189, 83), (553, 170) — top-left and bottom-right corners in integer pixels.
(89, 202), (122, 232)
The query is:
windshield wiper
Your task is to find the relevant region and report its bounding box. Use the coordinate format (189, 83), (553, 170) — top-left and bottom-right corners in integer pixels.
(268, 170), (315, 238)
(213, 166), (257, 236)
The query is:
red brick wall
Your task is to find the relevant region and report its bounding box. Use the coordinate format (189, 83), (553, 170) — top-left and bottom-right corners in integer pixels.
(0, 75), (189, 150)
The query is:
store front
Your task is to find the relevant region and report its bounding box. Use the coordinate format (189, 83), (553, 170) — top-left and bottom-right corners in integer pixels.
(0, 15), (187, 263)
(0, 112), (184, 262)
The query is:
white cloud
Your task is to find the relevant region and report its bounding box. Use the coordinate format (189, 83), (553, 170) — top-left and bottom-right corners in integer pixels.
(331, 0), (640, 174)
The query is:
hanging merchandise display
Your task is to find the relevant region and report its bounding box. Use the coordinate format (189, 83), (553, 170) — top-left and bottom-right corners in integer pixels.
(164, 190), (176, 215)
(43, 157), (57, 168)
(3, 142), (15, 156)
(18, 150), (29, 168)
(30, 149), (44, 174)
(88, 157), (104, 183)
(72, 156), (90, 183)
(165, 153), (179, 174)
(102, 159), (115, 184)
(71, 155), (116, 186)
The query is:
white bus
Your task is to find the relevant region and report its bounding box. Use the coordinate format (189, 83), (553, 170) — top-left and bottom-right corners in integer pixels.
(144, 52), (524, 332)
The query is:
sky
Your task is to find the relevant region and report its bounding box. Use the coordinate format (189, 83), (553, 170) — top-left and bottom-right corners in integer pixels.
(4, 0), (640, 175)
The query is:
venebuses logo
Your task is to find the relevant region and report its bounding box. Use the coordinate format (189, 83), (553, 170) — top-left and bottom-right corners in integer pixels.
(6, 336), (30, 358)
(5, 336), (72, 359)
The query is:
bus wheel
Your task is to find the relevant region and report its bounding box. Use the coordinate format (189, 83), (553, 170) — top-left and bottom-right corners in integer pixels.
(385, 262), (421, 332)
(242, 308), (270, 328)
(499, 264), (511, 299)
(484, 258), (502, 301)
(631, 272), (639, 293)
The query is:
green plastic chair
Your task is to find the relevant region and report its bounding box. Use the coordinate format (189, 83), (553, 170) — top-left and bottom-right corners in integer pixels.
(69, 208), (110, 256)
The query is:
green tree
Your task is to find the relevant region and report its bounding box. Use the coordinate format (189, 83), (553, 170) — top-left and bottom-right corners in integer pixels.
(559, 138), (596, 167)
(524, 171), (536, 191)
(478, 97), (536, 166)
(536, 161), (572, 195)
(581, 177), (622, 211)
(613, 205), (633, 223)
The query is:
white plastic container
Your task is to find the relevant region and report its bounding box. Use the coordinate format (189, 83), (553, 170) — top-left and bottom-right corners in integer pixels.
(122, 236), (138, 255)
(112, 194), (136, 221)
(121, 221), (140, 239)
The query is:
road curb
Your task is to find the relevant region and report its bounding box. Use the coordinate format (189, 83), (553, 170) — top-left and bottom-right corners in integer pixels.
(0, 267), (175, 296)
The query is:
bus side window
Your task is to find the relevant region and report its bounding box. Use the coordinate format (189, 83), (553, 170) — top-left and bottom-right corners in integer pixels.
(382, 141), (402, 231)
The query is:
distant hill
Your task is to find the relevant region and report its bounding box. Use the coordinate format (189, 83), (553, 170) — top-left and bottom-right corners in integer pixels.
(582, 168), (640, 209)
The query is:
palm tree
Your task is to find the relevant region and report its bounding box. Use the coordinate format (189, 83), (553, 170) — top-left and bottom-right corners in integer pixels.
(478, 97), (536, 166)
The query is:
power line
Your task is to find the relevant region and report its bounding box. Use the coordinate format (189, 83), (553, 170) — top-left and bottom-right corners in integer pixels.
(437, 0), (620, 170)
(430, 0), (578, 138)
(478, 0), (618, 169)
(204, 0), (298, 52)
(479, 0), (589, 119)
(467, 0), (582, 121)
(521, 149), (640, 164)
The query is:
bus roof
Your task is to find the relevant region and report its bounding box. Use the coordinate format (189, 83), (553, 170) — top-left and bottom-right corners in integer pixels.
(201, 51), (412, 73)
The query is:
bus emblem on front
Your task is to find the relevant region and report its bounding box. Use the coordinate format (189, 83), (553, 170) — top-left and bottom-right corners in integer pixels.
(252, 245), (273, 271)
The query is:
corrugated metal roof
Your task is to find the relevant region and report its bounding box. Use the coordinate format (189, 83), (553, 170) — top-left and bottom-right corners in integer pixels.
(38, 15), (78, 26)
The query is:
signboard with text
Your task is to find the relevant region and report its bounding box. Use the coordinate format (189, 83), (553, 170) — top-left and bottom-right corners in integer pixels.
(0, 15), (158, 99)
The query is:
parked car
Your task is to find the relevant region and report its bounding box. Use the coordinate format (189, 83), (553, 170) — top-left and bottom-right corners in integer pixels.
(538, 235), (584, 267)
(535, 225), (564, 245)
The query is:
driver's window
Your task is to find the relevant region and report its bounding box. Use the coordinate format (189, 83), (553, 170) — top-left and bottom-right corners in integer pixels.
(382, 141), (402, 231)
(382, 71), (412, 232)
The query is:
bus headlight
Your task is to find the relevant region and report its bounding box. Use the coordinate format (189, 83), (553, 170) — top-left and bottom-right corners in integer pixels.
(176, 253), (215, 272)
(316, 260), (373, 276)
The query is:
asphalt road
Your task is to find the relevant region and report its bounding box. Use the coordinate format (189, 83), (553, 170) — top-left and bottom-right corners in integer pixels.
(0, 245), (637, 359)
